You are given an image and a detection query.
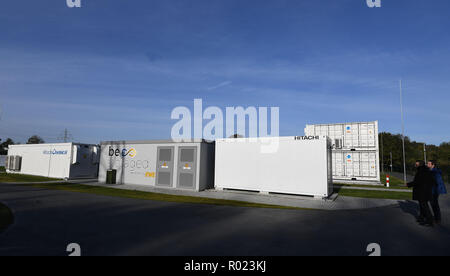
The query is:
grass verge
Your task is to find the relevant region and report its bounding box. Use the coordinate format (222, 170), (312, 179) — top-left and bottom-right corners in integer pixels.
(335, 183), (410, 190)
(335, 173), (409, 190)
(0, 166), (5, 173)
(380, 173), (407, 188)
(0, 203), (14, 233)
(334, 187), (411, 200)
(0, 173), (59, 183)
(26, 183), (310, 210)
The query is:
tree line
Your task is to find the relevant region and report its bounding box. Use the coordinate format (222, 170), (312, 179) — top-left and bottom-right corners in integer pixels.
(0, 135), (45, 155)
(379, 132), (450, 182)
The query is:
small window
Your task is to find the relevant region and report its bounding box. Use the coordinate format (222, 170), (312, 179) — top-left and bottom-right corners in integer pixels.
(159, 149), (172, 162)
(180, 149), (195, 162)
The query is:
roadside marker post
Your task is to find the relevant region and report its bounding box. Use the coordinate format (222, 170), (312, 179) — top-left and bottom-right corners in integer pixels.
(386, 175), (390, 188)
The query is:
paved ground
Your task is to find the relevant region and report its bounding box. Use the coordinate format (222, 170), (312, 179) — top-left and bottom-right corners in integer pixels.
(0, 180), (401, 210)
(0, 183), (449, 256)
(82, 182), (401, 210)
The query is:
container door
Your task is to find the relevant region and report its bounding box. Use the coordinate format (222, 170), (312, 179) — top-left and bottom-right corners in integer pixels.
(177, 146), (197, 189)
(5, 156), (10, 170)
(345, 152), (353, 177)
(334, 152), (344, 177)
(369, 152), (377, 177)
(156, 146), (174, 187)
(368, 124), (376, 147)
(361, 152), (370, 177)
(344, 125), (353, 148)
(360, 123), (369, 147)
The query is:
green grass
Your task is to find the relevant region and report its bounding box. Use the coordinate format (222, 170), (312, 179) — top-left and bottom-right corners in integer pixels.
(380, 173), (406, 188)
(335, 173), (409, 191)
(0, 173), (59, 183)
(25, 183), (311, 210)
(0, 203), (14, 232)
(0, 166), (5, 173)
(335, 183), (410, 190)
(333, 187), (412, 200)
(333, 173), (412, 200)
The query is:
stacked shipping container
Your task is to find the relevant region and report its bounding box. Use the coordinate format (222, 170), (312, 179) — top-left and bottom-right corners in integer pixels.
(305, 121), (380, 183)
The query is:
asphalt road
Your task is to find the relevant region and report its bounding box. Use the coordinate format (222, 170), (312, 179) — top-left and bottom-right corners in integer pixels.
(0, 184), (449, 256)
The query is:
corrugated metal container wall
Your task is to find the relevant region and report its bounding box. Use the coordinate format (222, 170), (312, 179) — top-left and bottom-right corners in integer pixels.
(6, 143), (99, 179)
(305, 121), (380, 183)
(214, 136), (333, 198)
(333, 151), (378, 178)
(305, 122), (378, 150)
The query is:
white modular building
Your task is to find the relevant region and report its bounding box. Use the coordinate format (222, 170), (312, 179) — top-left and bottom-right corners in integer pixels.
(214, 136), (333, 198)
(304, 121), (380, 183)
(6, 143), (100, 179)
(98, 140), (215, 191)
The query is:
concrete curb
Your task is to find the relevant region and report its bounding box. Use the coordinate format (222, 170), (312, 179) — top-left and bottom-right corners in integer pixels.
(0, 179), (98, 185)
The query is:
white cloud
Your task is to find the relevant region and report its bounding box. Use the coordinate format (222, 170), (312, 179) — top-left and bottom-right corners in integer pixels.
(206, 81), (232, 91)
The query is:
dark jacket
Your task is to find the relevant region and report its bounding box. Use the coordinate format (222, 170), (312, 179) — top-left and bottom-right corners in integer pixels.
(431, 168), (447, 195)
(407, 165), (436, 201)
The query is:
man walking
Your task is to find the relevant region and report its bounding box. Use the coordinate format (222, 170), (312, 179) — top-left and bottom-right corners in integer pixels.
(407, 160), (436, 227)
(428, 160), (447, 224)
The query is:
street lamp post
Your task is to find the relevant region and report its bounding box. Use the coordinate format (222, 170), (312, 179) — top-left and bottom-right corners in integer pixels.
(448, 157), (450, 185)
(423, 143), (427, 164)
(381, 132), (384, 174)
(390, 151), (393, 173)
(400, 80), (407, 185)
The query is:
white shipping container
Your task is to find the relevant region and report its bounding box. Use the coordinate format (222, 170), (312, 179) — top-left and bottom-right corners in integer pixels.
(98, 140), (215, 191)
(333, 151), (379, 180)
(6, 143), (100, 179)
(305, 121), (380, 183)
(214, 136), (333, 198)
(305, 121), (379, 150)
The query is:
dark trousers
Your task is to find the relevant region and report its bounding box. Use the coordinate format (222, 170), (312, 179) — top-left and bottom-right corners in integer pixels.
(430, 194), (441, 222)
(418, 201), (433, 224)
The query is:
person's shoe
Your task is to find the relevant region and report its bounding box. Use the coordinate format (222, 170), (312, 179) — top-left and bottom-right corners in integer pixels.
(435, 219), (441, 225)
(419, 221), (434, 227)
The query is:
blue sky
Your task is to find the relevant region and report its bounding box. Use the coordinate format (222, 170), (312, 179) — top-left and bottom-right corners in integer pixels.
(0, 0), (449, 145)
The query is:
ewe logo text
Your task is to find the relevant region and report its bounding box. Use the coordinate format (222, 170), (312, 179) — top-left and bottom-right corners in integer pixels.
(43, 149), (68, 155)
